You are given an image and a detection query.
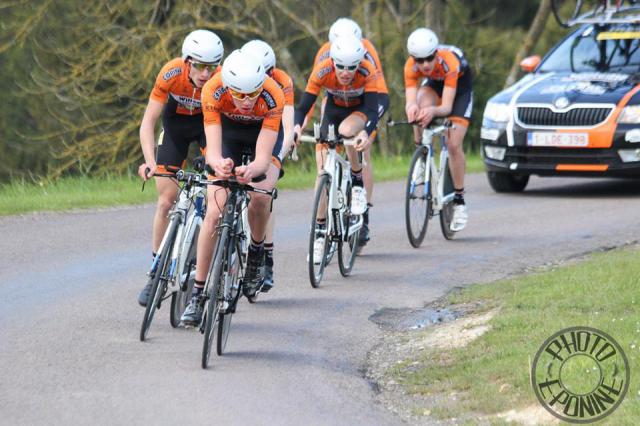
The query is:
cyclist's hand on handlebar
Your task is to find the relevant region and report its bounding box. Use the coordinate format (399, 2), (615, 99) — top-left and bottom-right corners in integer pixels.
(418, 107), (435, 127)
(293, 124), (302, 147)
(354, 130), (371, 152)
(138, 163), (156, 181)
(211, 157), (234, 179)
(405, 104), (419, 123)
(234, 163), (256, 184)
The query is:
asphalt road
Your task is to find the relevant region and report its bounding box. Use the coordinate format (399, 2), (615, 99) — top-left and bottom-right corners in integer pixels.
(1, 173), (639, 425)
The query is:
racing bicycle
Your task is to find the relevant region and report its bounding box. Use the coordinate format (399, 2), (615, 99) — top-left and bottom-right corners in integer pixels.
(388, 118), (457, 248)
(300, 123), (364, 288)
(139, 166), (206, 341)
(199, 168), (275, 369)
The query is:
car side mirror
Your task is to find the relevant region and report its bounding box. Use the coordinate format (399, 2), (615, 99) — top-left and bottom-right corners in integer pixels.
(520, 55), (541, 73)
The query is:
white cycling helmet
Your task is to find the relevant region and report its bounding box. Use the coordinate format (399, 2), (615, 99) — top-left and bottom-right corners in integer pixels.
(221, 49), (266, 93)
(407, 28), (439, 58)
(328, 18), (362, 42)
(330, 35), (365, 68)
(181, 29), (224, 64)
(241, 39), (276, 72)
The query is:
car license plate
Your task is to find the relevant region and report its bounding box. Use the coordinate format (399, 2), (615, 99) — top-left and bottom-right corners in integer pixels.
(527, 132), (588, 147)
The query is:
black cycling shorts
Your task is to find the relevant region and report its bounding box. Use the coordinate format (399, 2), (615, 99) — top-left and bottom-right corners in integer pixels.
(156, 113), (205, 171)
(421, 77), (473, 123)
(320, 99), (369, 140)
(220, 115), (283, 169)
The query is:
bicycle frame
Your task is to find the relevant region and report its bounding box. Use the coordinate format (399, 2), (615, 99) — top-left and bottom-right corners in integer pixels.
(416, 125), (455, 213)
(148, 173), (207, 294)
(315, 123), (363, 243)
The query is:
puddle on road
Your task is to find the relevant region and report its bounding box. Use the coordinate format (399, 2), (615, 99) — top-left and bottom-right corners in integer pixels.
(369, 306), (464, 331)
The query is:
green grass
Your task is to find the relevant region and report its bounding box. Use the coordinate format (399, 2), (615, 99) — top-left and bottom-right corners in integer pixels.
(390, 248), (640, 425)
(0, 152), (483, 216)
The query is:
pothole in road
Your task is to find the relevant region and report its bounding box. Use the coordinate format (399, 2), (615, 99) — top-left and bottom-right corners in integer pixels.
(368, 302), (481, 331)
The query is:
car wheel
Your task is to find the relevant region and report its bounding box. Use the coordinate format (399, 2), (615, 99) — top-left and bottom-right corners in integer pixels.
(487, 171), (529, 193)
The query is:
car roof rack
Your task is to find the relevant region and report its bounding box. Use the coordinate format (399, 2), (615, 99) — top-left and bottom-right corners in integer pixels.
(568, 5), (640, 26)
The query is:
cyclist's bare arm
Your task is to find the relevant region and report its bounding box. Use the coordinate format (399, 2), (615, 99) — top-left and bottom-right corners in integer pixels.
(281, 105), (295, 154)
(404, 86), (419, 122)
(138, 99), (164, 179)
(432, 86), (455, 118)
(204, 124), (232, 178)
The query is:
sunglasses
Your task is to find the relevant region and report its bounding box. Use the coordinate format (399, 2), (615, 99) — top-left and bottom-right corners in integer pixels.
(228, 87), (262, 100)
(190, 61), (218, 72)
(335, 63), (358, 71)
(414, 53), (437, 64)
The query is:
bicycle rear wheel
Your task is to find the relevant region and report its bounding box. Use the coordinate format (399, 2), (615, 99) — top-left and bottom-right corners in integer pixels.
(201, 226), (228, 369)
(140, 218), (178, 341)
(405, 147), (432, 248)
(170, 221), (199, 328)
(308, 174), (331, 288)
(217, 236), (241, 355)
(338, 182), (360, 277)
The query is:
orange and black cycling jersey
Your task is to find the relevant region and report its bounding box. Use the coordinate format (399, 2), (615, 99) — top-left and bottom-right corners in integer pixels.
(404, 46), (470, 91)
(304, 57), (378, 108)
(268, 68), (294, 106)
(314, 39), (388, 95)
(295, 57), (379, 135)
(150, 57), (221, 116)
(201, 73), (284, 133)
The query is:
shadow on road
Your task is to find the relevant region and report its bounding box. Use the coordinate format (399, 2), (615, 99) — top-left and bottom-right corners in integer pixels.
(517, 178), (640, 199)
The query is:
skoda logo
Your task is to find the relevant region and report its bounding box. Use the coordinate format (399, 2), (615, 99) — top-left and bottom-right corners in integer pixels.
(554, 96), (570, 109)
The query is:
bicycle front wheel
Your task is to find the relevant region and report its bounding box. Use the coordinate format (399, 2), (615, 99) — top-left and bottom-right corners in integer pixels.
(170, 221), (199, 328)
(140, 218), (178, 341)
(201, 226), (228, 369)
(217, 236), (241, 355)
(405, 147), (432, 248)
(308, 174), (331, 288)
(338, 182), (360, 277)
(439, 160), (457, 240)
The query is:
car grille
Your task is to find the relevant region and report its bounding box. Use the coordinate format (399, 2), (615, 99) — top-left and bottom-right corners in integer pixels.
(504, 147), (617, 165)
(517, 107), (612, 127)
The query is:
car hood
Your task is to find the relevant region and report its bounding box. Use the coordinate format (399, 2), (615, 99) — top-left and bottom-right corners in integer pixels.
(498, 72), (639, 106)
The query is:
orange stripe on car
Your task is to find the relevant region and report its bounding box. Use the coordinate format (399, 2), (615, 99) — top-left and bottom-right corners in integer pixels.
(556, 164), (609, 172)
(556, 84), (640, 148)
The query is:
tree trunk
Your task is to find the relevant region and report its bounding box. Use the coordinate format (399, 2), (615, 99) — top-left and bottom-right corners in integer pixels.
(425, 0), (445, 35)
(504, 0), (552, 87)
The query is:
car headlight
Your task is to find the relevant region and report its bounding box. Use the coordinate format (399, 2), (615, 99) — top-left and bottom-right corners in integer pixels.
(618, 105), (640, 124)
(483, 102), (512, 123)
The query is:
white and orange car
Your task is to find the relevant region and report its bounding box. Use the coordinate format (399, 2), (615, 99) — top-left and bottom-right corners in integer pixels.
(481, 20), (640, 192)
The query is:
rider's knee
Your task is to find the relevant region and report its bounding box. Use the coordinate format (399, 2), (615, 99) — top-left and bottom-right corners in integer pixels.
(249, 193), (271, 212)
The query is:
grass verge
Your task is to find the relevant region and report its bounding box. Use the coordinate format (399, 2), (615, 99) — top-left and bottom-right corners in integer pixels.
(389, 247), (640, 425)
(0, 152), (484, 216)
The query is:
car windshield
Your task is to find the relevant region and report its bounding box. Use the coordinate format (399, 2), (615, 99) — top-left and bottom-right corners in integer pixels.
(539, 25), (640, 73)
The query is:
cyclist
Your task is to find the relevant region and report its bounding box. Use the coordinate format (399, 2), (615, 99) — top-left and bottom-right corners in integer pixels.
(137, 29), (224, 306)
(310, 17), (389, 249)
(241, 39), (295, 293)
(294, 35), (379, 263)
(404, 28), (472, 231)
(181, 50), (285, 325)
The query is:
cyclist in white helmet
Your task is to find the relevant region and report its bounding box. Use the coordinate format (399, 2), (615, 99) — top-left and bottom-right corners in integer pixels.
(137, 29), (223, 306)
(181, 50), (286, 325)
(241, 39), (295, 293)
(307, 17), (390, 251)
(404, 28), (473, 232)
(294, 35), (380, 263)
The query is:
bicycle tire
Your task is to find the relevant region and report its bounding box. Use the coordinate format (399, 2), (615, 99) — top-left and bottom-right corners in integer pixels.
(551, 0), (584, 27)
(308, 174), (332, 288)
(440, 160), (457, 240)
(170, 221), (200, 328)
(338, 181), (359, 277)
(405, 147), (432, 248)
(140, 218), (179, 341)
(201, 226), (229, 369)
(217, 234), (241, 355)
